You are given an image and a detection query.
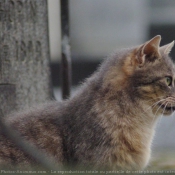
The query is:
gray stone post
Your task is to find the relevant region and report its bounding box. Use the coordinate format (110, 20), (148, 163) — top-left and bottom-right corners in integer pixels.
(0, 0), (52, 115)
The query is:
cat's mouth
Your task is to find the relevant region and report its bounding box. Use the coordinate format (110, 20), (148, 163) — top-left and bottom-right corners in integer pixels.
(158, 104), (175, 112)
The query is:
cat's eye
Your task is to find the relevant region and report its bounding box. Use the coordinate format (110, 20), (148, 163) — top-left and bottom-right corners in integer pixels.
(166, 77), (172, 86)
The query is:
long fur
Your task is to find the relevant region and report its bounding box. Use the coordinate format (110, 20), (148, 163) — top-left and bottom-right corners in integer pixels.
(0, 36), (174, 170)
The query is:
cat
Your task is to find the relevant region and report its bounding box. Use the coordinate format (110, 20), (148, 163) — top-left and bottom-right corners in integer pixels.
(0, 35), (174, 170)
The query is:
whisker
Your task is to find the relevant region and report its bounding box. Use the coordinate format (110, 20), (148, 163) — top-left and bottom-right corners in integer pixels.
(144, 98), (167, 112)
(158, 102), (171, 130)
(154, 101), (166, 116)
(171, 102), (173, 115)
(161, 102), (168, 116)
(151, 100), (167, 124)
(140, 98), (167, 125)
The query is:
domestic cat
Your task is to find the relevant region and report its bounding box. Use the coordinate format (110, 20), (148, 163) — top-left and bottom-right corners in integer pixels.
(0, 35), (174, 170)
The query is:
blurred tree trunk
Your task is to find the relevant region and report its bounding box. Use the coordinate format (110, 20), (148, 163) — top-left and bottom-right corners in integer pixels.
(0, 0), (52, 116)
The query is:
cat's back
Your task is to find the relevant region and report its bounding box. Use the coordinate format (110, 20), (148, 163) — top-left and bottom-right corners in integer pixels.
(0, 101), (65, 166)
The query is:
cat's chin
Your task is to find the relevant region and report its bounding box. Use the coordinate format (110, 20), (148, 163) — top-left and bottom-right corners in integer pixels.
(163, 111), (174, 116)
(156, 110), (173, 117)
(162, 109), (175, 116)
(157, 103), (175, 116)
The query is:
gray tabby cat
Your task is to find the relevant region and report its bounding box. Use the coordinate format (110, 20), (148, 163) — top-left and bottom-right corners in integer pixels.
(0, 35), (174, 170)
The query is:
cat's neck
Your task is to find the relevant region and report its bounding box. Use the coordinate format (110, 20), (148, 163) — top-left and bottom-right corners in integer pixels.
(93, 91), (157, 170)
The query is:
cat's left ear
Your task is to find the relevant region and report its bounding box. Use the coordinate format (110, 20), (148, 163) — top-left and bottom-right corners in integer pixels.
(160, 41), (174, 54)
(136, 35), (161, 66)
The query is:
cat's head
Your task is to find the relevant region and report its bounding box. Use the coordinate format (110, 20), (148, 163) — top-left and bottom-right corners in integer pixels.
(103, 35), (175, 117)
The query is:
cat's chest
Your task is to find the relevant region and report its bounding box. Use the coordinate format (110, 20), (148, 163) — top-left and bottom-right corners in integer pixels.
(95, 107), (155, 169)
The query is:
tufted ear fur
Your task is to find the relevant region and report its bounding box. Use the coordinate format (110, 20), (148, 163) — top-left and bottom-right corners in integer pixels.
(160, 41), (174, 55)
(136, 35), (161, 67)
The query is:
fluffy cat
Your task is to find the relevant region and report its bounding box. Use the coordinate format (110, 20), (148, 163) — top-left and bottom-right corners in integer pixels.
(0, 35), (174, 170)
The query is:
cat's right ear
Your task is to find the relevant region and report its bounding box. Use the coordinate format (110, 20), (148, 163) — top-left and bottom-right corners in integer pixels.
(136, 35), (161, 67)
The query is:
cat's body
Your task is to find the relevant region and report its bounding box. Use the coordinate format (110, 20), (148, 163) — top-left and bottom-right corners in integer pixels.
(0, 36), (175, 170)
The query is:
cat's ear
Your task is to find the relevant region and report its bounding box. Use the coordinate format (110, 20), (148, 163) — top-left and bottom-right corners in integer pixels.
(160, 41), (174, 54)
(136, 35), (161, 66)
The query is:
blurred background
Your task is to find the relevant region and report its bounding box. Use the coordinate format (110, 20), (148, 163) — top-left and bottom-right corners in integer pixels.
(48, 0), (175, 166)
